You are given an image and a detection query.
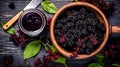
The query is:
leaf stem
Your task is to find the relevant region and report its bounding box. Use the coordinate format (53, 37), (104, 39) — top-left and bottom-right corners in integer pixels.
(39, 40), (48, 50)
(112, 64), (120, 67)
(64, 63), (68, 67)
(29, 38), (36, 41)
(46, 43), (51, 47)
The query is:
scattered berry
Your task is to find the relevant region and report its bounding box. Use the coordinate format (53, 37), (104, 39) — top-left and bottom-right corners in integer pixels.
(34, 58), (41, 67)
(47, 18), (52, 23)
(72, 52), (78, 57)
(8, 2), (15, 9)
(46, 49), (52, 54)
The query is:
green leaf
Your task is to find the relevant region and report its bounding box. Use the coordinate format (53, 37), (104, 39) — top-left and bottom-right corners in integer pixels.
(73, 0), (79, 2)
(112, 64), (120, 67)
(41, 1), (57, 13)
(54, 56), (67, 67)
(24, 40), (41, 60)
(87, 63), (103, 67)
(49, 45), (56, 53)
(96, 55), (104, 65)
(0, 21), (14, 34)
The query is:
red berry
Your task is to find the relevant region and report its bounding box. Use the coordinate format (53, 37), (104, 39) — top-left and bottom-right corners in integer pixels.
(47, 18), (52, 23)
(111, 44), (116, 49)
(53, 51), (57, 55)
(46, 49), (52, 54)
(77, 38), (81, 42)
(34, 58), (41, 67)
(19, 37), (26, 46)
(60, 36), (66, 43)
(105, 50), (109, 58)
(45, 56), (51, 60)
(39, 63), (43, 67)
(34, 58), (41, 63)
(73, 47), (79, 51)
(52, 51), (60, 56)
(93, 39), (98, 45)
(54, 55), (59, 59)
(72, 52), (78, 57)
(51, 57), (55, 61)
(17, 30), (23, 36)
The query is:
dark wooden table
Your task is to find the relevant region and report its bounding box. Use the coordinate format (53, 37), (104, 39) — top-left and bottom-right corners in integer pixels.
(0, 0), (120, 67)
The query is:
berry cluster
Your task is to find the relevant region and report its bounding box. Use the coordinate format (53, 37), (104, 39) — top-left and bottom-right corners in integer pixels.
(22, 12), (42, 31)
(9, 30), (30, 47)
(46, 50), (60, 61)
(34, 57), (51, 67)
(0, 55), (14, 67)
(34, 50), (60, 67)
(104, 39), (120, 66)
(54, 6), (106, 55)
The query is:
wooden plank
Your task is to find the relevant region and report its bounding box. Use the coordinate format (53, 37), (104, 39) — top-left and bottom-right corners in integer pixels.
(0, 0), (120, 67)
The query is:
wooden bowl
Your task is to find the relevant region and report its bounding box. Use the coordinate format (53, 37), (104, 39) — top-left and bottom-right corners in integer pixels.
(50, 2), (109, 59)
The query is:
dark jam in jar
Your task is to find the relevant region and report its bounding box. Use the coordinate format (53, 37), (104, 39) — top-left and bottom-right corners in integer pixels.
(22, 12), (42, 31)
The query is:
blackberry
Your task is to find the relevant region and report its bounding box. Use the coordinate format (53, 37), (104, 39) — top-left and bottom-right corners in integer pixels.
(72, 10), (79, 15)
(81, 29), (88, 36)
(77, 15), (82, 19)
(79, 48), (85, 54)
(68, 41), (74, 47)
(8, 2), (15, 9)
(86, 48), (91, 54)
(80, 14), (86, 19)
(88, 25), (92, 32)
(93, 34), (99, 40)
(89, 13), (95, 18)
(62, 25), (68, 32)
(80, 7), (86, 14)
(67, 16), (74, 20)
(87, 42), (94, 49)
(66, 10), (72, 16)
(3, 55), (14, 64)
(55, 23), (63, 29)
(67, 22), (72, 27)
(75, 21), (80, 26)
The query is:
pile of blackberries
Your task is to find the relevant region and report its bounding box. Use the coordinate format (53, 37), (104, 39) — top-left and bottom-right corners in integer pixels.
(54, 6), (106, 54)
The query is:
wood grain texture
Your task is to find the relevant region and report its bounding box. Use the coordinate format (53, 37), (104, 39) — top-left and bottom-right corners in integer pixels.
(0, 0), (120, 67)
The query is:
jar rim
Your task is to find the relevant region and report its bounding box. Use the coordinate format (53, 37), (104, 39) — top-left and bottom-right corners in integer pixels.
(18, 9), (46, 37)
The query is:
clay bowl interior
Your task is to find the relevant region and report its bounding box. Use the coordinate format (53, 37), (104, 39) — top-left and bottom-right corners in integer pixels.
(50, 2), (109, 59)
